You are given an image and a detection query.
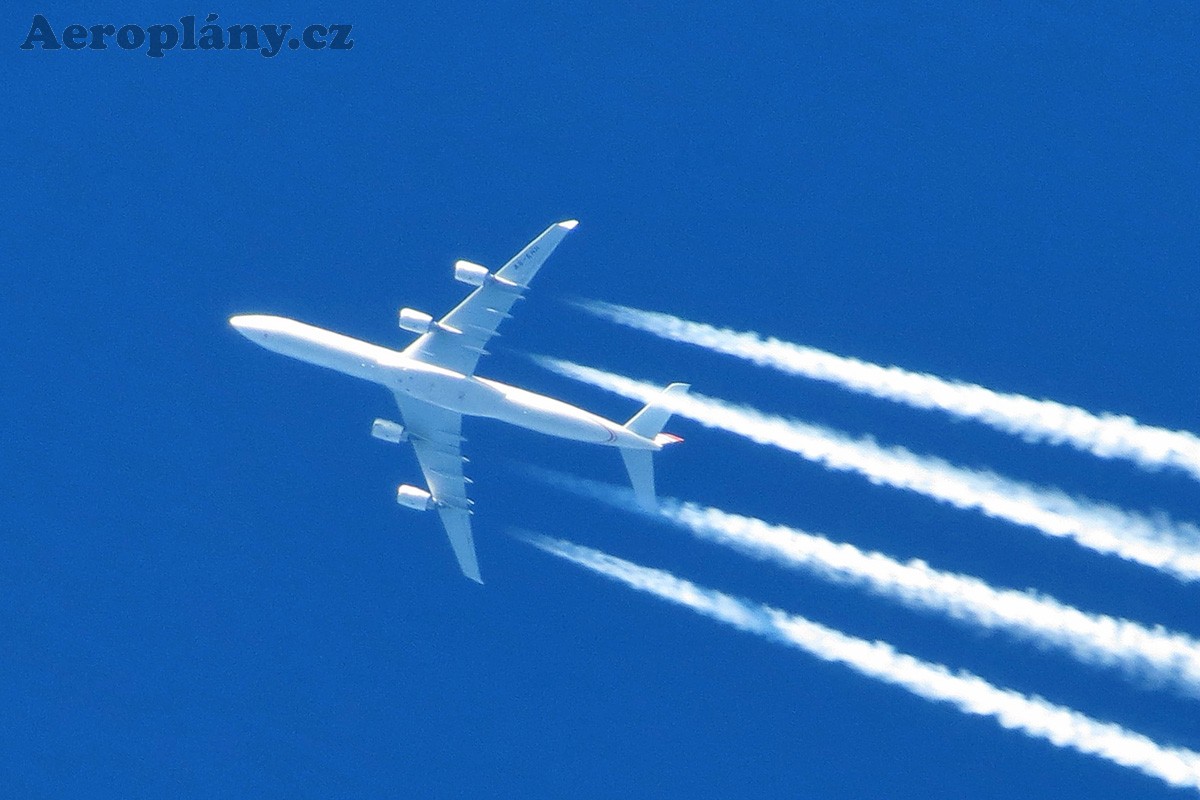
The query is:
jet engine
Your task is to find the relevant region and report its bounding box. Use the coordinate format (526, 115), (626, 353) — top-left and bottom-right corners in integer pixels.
(370, 418), (408, 444)
(398, 308), (434, 334)
(454, 260), (489, 286)
(396, 484), (434, 511)
(398, 308), (462, 336)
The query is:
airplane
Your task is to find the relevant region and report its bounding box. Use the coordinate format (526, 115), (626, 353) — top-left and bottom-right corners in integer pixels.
(230, 220), (688, 584)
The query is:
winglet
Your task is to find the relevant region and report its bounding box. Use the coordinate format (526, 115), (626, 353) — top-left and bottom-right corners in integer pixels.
(558, 219), (579, 230)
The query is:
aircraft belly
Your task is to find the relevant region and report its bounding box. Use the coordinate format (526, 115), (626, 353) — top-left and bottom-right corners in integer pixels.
(236, 318), (388, 383)
(289, 340), (380, 382)
(393, 368), (506, 417)
(483, 384), (619, 444)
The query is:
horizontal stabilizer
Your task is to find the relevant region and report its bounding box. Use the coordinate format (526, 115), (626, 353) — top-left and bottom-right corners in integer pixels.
(619, 382), (689, 511)
(619, 448), (657, 511)
(623, 382), (690, 440)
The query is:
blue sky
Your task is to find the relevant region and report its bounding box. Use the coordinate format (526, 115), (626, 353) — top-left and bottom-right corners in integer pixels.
(4, 2), (1199, 797)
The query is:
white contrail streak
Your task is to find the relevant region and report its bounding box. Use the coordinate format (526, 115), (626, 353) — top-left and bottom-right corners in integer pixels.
(577, 300), (1200, 482)
(525, 467), (1200, 695)
(518, 533), (1200, 793)
(531, 356), (1200, 581)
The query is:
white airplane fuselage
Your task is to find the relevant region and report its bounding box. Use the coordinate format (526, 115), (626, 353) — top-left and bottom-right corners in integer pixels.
(230, 314), (659, 451)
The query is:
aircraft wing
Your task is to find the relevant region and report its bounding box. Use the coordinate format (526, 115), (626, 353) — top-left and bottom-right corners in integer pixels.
(392, 393), (482, 583)
(402, 220), (578, 377)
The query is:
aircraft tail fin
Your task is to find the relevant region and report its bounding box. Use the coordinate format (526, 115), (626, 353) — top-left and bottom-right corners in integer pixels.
(619, 383), (689, 510)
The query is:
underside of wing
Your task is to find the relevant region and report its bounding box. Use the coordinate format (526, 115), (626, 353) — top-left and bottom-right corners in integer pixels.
(402, 220), (578, 377)
(436, 507), (480, 584)
(393, 394), (482, 583)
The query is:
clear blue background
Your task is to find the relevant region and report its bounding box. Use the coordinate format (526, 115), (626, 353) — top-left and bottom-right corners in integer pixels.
(4, 2), (1198, 797)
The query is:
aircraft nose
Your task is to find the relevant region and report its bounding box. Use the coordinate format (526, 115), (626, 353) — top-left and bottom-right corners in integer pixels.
(230, 314), (262, 328)
(229, 314), (279, 342)
(229, 314), (274, 333)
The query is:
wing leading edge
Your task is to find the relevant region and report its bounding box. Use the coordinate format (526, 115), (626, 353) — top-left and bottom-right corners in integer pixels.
(402, 220), (578, 377)
(392, 394), (482, 583)
(392, 221), (578, 582)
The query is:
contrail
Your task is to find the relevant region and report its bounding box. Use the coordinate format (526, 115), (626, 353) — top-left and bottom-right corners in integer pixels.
(517, 532), (1200, 793)
(524, 467), (1200, 696)
(531, 356), (1200, 581)
(577, 300), (1200, 482)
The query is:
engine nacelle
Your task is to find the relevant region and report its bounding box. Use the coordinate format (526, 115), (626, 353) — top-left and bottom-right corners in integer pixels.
(370, 418), (408, 444)
(454, 260), (490, 287)
(398, 308), (434, 335)
(396, 484), (434, 511)
(398, 307), (462, 336)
